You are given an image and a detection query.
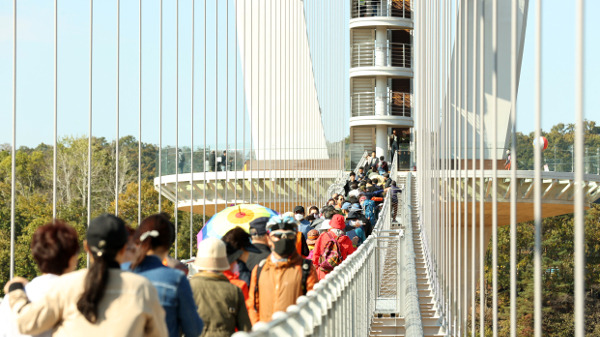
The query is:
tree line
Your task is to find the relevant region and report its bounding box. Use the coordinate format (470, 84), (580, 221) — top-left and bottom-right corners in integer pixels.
(471, 120), (600, 336)
(0, 136), (203, 296)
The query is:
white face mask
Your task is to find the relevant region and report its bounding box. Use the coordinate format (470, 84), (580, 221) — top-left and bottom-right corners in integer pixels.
(295, 214), (304, 221)
(312, 213), (319, 219)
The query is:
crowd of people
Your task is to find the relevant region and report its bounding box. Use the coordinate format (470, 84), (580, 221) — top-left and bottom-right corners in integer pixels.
(1, 154), (401, 337)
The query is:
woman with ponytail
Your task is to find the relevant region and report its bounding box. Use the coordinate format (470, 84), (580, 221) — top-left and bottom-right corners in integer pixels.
(123, 213), (203, 337)
(3, 214), (167, 337)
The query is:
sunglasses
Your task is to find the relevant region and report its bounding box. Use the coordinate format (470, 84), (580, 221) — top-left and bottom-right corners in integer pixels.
(270, 231), (296, 240)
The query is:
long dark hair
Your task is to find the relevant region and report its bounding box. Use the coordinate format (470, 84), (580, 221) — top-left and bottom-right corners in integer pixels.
(77, 214), (127, 323)
(129, 213), (175, 270)
(77, 251), (115, 323)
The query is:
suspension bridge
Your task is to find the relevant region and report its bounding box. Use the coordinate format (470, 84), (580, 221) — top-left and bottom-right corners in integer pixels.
(3, 0), (600, 336)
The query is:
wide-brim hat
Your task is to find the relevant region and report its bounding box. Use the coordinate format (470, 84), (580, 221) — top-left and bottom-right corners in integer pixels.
(194, 238), (230, 271)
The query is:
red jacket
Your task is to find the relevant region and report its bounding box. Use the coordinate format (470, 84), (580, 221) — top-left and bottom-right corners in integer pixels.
(311, 230), (355, 280)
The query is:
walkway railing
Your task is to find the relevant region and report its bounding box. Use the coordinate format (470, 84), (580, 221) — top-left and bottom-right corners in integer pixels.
(233, 197), (391, 337)
(351, 0), (413, 19)
(233, 165), (425, 337)
(327, 151), (368, 197)
(401, 172), (424, 336)
(350, 92), (412, 117)
(350, 42), (412, 69)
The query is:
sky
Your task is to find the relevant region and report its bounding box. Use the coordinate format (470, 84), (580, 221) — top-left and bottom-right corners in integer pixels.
(0, 0), (598, 148)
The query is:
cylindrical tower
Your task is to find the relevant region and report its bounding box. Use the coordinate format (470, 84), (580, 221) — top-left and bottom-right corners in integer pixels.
(349, 0), (413, 169)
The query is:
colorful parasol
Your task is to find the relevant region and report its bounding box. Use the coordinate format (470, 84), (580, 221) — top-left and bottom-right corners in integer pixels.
(197, 204), (278, 249)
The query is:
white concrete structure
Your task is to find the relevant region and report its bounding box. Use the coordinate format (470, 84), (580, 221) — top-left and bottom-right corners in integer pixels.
(349, 0), (414, 164)
(236, 0), (328, 161)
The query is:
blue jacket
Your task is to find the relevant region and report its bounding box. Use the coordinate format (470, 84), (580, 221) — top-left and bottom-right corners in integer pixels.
(298, 219), (312, 239)
(122, 255), (204, 337)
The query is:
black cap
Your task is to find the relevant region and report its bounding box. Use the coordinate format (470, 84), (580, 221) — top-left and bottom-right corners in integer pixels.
(346, 211), (361, 220)
(249, 217), (269, 236)
(87, 214), (128, 257)
(294, 205), (305, 214)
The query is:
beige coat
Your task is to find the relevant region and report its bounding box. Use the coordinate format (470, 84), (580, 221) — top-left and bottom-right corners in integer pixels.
(8, 269), (168, 337)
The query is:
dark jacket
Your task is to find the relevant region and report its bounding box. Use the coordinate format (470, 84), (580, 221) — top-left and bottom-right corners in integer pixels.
(190, 272), (252, 337)
(122, 255), (203, 337)
(245, 243), (271, 271)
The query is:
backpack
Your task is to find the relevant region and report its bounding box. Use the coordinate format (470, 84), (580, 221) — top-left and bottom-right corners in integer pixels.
(363, 199), (377, 226)
(254, 258), (312, 311)
(317, 232), (343, 273)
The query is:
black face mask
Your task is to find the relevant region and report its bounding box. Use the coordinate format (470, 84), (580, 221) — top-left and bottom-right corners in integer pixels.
(272, 238), (296, 257)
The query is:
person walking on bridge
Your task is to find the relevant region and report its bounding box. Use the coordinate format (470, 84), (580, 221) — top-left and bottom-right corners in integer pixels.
(247, 215), (318, 324)
(4, 214), (167, 337)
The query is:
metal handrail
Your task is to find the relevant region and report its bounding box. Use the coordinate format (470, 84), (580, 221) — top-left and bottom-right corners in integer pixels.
(351, 0), (413, 19)
(350, 42), (412, 69)
(402, 172), (425, 336)
(351, 41), (375, 68)
(327, 151), (368, 197)
(351, 91), (411, 117)
(350, 92), (375, 117)
(386, 42), (412, 68)
(233, 194), (394, 337)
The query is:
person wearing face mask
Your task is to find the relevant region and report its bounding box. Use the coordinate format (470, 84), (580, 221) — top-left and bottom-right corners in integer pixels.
(308, 206), (320, 219)
(247, 215), (318, 325)
(345, 211), (367, 247)
(293, 205), (311, 239)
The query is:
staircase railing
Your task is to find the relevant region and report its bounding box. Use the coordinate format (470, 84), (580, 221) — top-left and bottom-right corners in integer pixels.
(401, 172), (424, 336)
(327, 151), (368, 197)
(233, 195), (393, 337)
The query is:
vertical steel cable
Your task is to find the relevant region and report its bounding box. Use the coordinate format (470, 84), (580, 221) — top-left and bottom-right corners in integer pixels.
(260, 0), (263, 206)
(175, 0), (179, 258)
(479, 0), (486, 334)
(10, 0), (17, 279)
(509, 0), (518, 335)
(249, 0), (253, 204)
(115, 0), (120, 216)
(203, 0), (207, 240)
(453, 1), (459, 332)
(225, 0), (229, 208)
(215, 0), (219, 215)
(242, 0), (246, 204)
(138, 0), (142, 225)
(277, 0), (281, 211)
(492, 0), (499, 334)
(88, 0), (93, 267)
(574, 1), (586, 336)
(256, 0), (261, 206)
(234, 0), (238, 205)
(284, 0), (288, 211)
(159, 0), (163, 212)
(190, 0), (194, 259)
(533, 0), (542, 335)
(53, 0), (58, 219)
(471, 1), (478, 334)
(462, 1), (469, 331)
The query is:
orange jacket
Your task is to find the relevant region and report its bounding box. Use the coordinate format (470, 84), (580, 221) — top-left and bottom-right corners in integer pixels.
(247, 252), (318, 324)
(223, 270), (249, 301)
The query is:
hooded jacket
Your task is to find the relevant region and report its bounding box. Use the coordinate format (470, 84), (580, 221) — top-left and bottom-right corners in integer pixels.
(311, 230), (356, 280)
